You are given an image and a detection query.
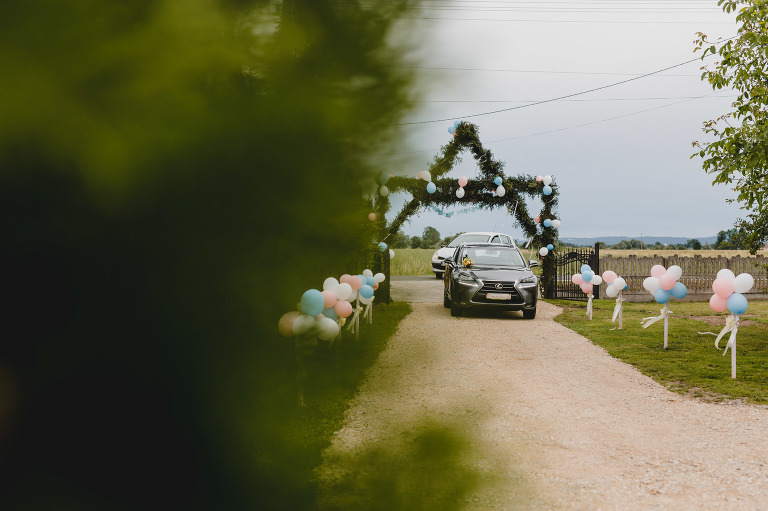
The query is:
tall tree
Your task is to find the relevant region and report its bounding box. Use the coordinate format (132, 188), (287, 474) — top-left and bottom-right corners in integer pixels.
(694, 0), (768, 253)
(421, 226), (442, 248)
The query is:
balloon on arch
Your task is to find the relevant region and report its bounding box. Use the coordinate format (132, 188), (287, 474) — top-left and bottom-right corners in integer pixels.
(368, 121), (561, 297)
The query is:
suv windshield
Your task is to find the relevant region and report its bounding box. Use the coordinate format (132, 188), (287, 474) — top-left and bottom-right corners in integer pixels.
(459, 246), (526, 267)
(447, 234), (490, 247)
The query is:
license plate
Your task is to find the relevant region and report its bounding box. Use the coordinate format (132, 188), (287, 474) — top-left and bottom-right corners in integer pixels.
(486, 292), (511, 300)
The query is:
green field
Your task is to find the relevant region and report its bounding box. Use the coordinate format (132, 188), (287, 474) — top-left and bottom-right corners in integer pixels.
(548, 298), (768, 404)
(390, 248), (437, 276)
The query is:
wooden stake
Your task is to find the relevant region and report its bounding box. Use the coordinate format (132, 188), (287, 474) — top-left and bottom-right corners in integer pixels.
(663, 302), (669, 349)
(355, 297), (360, 341)
(731, 334), (736, 379)
(618, 290), (623, 330)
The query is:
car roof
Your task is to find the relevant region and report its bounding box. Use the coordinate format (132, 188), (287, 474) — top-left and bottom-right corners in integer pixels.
(453, 231), (510, 237)
(456, 242), (519, 248)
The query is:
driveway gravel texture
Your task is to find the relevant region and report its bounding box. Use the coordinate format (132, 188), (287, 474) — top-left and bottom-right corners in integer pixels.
(316, 276), (768, 510)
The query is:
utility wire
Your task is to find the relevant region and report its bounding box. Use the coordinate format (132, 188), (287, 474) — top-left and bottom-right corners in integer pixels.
(394, 47), (732, 126)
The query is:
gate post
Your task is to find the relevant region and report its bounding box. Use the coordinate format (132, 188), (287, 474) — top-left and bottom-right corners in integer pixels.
(593, 242), (600, 299)
(372, 249), (391, 304)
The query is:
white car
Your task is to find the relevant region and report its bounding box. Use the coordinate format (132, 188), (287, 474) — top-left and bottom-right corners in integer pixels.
(431, 231), (517, 279)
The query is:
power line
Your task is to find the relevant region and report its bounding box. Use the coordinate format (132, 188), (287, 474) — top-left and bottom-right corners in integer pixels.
(410, 95), (736, 103)
(398, 65), (700, 76)
(394, 51), (728, 126)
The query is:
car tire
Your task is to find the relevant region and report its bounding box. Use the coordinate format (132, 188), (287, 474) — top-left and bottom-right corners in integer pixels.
(435, 272), (442, 279)
(450, 289), (462, 317)
(523, 308), (536, 320)
(443, 288), (450, 308)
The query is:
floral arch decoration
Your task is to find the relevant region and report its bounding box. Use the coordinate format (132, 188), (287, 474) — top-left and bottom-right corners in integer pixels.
(370, 122), (560, 296)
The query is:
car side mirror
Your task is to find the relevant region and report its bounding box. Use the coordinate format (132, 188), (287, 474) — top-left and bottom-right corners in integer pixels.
(529, 260), (539, 267)
(440, 245), (446, 248)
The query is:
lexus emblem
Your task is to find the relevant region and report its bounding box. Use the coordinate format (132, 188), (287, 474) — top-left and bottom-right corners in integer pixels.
(495, 283), (503, 290)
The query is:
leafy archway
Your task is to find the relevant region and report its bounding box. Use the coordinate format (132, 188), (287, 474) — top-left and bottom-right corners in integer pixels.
(371, 122), (560, 296)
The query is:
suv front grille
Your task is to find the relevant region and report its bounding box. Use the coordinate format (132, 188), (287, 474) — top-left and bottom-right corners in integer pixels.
(475, 281), (523, 303)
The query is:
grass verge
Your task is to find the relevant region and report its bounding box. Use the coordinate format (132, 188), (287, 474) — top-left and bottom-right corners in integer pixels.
(266, 301), (412, 508)
(546, 298), (768, 404)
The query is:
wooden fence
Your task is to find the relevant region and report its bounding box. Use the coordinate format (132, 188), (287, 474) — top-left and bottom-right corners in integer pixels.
(600, 254), (768, 302)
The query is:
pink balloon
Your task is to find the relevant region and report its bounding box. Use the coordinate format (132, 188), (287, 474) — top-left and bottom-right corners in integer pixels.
(650, 265), (666, 278)
(278, 311), (301, 337)
(321, 290), (337, 308)
(602, 270), (617, 284)
(373, 282), (379, 290)
(368, 213), (376, 221)
(335, 300), (353, 318)
(712, 277), (735, 298)
(535, 175), (543, 182)
(349, 276), (363, 290)
(572, 274), (584, 285)
(658, 273), (676, 291)
(340, 274), (352, 284)
(534, 215), (541, 224)
(580, 281), (593, 294)
(458, 176), (468, 187)
(709, 294), (728, 312)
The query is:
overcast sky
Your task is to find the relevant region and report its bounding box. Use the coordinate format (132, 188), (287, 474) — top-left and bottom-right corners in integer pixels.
(384, 0), (741, 241)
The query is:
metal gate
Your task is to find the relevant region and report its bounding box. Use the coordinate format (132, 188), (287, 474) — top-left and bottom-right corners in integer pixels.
(554, 243), (600, 301)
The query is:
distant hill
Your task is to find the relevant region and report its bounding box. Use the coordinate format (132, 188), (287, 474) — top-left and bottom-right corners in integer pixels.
(538, 235), (718, 247)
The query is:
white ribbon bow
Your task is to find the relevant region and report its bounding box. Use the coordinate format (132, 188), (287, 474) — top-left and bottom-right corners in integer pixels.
(641, 307), (672, 329)
(346, 306), (363, 334)
(699, 314), (739, 355)
(612, 296), (623, 323)
(363, 297), (375, 324)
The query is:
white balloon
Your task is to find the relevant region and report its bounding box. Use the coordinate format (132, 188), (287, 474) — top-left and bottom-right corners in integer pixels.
(717, 268), (736, 281)
(293, 315), (316, 335)
(551, 219), (561, 228)
(322, 277), (339, 292)
(456, 187), (465, 198)
(423, 171), (431, 182)
(733, 273), (755, 294)
(667, 265), (683, 280)
(374, 272), (386, 283)
(316, 317), (340, 341)
(335, 283), (353, 300)
(362, 269), (373, 277)
(379, 185), (389, 196)
(591, 275), (603, 286)
(348, 289), (358, 301)
(389, 249), (395, 259)
(543, 175), (553, 186)
(605, 284), (619, 298)
(642, 276), (659, 294)
(358, 295), (373, 305)
(496, 185), (505, 197)
(539, 247), (549, 256)
(613, 277), (627, 290)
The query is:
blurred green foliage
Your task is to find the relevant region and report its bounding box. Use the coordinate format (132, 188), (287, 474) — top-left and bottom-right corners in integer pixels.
(0, 1), (414, 509)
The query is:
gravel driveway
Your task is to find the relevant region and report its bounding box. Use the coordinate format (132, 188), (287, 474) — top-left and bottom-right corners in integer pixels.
(317, 277), (768, 510)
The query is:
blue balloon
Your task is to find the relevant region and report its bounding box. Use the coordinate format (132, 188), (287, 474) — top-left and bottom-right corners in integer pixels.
(623, 283), (628, 290)
(379, 172), (389, 185)
(582, 270), (594, 282)
(426, 182), (436, 194)
(494, 176), (502, 186)
(580, 264), (591, 273)
(543, 219), (552, 227)
(365, 275), (376, 287)
(546, 244), (554, 251)
(727, 293), (749, 315)
(322, 306), (338, 321)
(300, 289), (325, 317)
(378, 242), (388, 252)
(654, 288), (671, 304)
(359, 284), (374, 299)
(670, 282), (688, 299)
(453, 120), (460, 128)
(542, 185), (552, 195)
(448, 126), (455, 134)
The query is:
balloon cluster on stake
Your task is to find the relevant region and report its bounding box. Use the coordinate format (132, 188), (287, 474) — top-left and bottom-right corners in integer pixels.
(278, 270), (387, 344)
(571, 264), (602, 319)
(601, 271), (627, 329)
(700, 269), (754, 379)
(641, 265), (688, 349)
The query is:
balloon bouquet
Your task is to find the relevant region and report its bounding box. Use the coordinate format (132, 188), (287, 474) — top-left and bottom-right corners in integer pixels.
(571, 264), (602, 319)
(641, 264), (688, 349)
(601, 271), (627, 329)
(532, 175), (559, 257)
(703, 269), (753, 379)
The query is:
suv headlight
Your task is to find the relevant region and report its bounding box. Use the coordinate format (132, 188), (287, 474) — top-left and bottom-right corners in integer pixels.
(432, 250), (440, 260)
(518, 275), (537, 285)
(456, 272), (475, 282)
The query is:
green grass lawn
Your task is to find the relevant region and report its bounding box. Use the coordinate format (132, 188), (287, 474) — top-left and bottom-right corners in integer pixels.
(390, 248), (435, 275)
(271, 301), (412, 507)
(547, 298), (768, 404)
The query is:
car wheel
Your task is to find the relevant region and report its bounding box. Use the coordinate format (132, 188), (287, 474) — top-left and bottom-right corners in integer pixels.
(435, 272), (442, 279)
(450, 288), (462, 317)
(523, 308), (536, 320)
(443, 288), (450, 308)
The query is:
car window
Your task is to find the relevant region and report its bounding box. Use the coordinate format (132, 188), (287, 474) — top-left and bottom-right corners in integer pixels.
(501, 235), (511, 244)
(490, 235), (501, 244)
(461, 247), (525, 267)
(447, 234), (492, 247)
